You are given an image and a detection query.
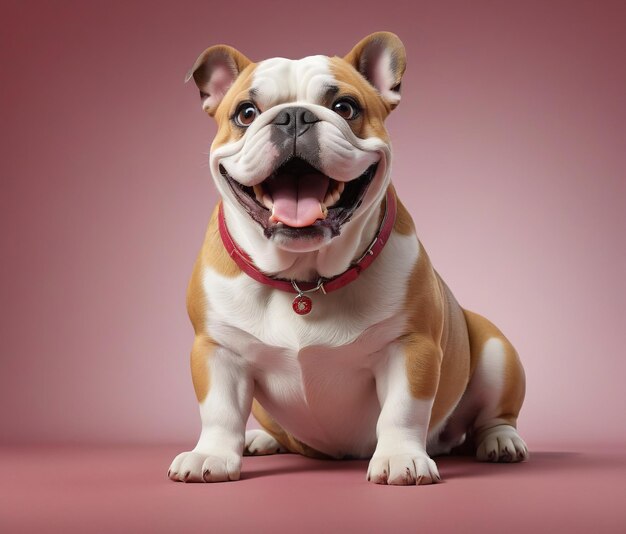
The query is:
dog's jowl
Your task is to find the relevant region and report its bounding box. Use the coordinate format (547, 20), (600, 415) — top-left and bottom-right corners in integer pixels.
(168, 32), (528, 485)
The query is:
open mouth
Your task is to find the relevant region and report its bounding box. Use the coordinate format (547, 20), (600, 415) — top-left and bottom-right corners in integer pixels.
(220, 157), (378, 238)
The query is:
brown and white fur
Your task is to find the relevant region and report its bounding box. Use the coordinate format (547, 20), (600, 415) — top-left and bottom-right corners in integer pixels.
(168, 32), (528, 485)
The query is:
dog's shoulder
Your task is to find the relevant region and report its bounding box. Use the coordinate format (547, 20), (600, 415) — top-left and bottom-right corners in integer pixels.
(187, 204), (241, 334)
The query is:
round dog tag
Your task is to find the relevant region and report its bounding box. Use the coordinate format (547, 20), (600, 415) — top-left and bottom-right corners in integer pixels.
(292, 294), (312, 315)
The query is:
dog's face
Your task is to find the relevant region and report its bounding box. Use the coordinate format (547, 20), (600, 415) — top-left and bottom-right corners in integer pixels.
(188, 32), (406, 252)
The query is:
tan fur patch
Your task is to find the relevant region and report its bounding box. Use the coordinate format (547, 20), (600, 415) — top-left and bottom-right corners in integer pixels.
(463, 310), (525, 426)
(186, 204), (241, 403)
(190, 334), (216, 403)
(186, 204), (239, 334)
(429, 277), (471, 428)
(403, 242), (445, 340)
(401, 242), (444, 399)
(202, 204), (241, 279)
(211, 63), (258, 150)
(186, 251), (207, 335)
(328, 57), (391, 143)
(401, 242), (471, 429)
(391, 185), (415, 236)
(402, 334), (442, 399)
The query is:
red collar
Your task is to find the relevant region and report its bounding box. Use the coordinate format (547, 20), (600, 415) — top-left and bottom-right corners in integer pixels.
(218, 188), (397, 314)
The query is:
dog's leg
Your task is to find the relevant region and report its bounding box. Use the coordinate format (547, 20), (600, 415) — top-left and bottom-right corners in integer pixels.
(463, 310), (529, 462)
(168, 337), (253, 482)
(367, 337), (441, 486)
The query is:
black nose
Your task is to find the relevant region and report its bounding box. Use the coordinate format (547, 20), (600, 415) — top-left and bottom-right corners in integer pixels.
(271, 107), (320, 137)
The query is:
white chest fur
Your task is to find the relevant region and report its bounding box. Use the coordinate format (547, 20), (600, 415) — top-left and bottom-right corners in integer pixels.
(202, 231), (419, 457)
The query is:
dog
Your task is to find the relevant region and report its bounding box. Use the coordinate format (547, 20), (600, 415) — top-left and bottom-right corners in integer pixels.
(168, 32), (528, 485)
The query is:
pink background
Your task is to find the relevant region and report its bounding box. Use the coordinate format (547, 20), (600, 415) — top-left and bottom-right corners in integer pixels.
(2, 0), (625, 450)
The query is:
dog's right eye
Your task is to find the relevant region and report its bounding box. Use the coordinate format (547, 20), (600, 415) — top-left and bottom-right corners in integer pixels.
(234, 102), (259, 127)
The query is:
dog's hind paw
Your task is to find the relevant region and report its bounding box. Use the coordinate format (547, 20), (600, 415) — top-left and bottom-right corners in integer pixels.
(244, 429), (286, 456)
(475, 425), (529, 463)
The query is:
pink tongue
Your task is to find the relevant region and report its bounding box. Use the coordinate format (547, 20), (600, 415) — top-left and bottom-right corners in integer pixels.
(267, 173), (329, 227)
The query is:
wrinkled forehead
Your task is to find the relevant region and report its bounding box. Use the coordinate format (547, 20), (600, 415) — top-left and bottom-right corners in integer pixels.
(211, 54), (390, 148)
(251, 56), (339, 108)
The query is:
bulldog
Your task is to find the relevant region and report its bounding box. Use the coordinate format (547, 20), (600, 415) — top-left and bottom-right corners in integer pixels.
(168, 32), (528, 485)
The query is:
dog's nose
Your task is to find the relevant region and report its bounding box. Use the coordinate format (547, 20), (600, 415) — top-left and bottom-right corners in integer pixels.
(271, 107), (320, 138)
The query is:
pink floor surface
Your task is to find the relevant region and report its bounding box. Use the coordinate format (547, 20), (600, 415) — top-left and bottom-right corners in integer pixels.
(1, 444), (625, 533)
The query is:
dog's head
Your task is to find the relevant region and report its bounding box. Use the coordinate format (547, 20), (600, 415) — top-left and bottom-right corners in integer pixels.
(188, 32), (406, 253)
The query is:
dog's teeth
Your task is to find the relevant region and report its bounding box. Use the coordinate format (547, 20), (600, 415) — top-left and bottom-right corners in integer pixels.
(253, 184), (274, 210)
(320, 203), (328, 219)
(324, 181), (344, 208)
(253, 184), (264, 201)
(325, 196), (340, 208)
(269, 207), (283, 226)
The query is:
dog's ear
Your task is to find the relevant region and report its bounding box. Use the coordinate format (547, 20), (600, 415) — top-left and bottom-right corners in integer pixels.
(185, 45), (252, 116)
(344, 32), (406, 110)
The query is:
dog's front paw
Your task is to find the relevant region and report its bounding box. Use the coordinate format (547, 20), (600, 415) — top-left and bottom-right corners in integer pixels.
(168, 450), (242, 483)
(367, 452), (441, 486)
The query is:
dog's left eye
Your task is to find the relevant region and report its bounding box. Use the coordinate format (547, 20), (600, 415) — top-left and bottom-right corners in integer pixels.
(234, 102), (259, 127)
(332, 98), (360, 120)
